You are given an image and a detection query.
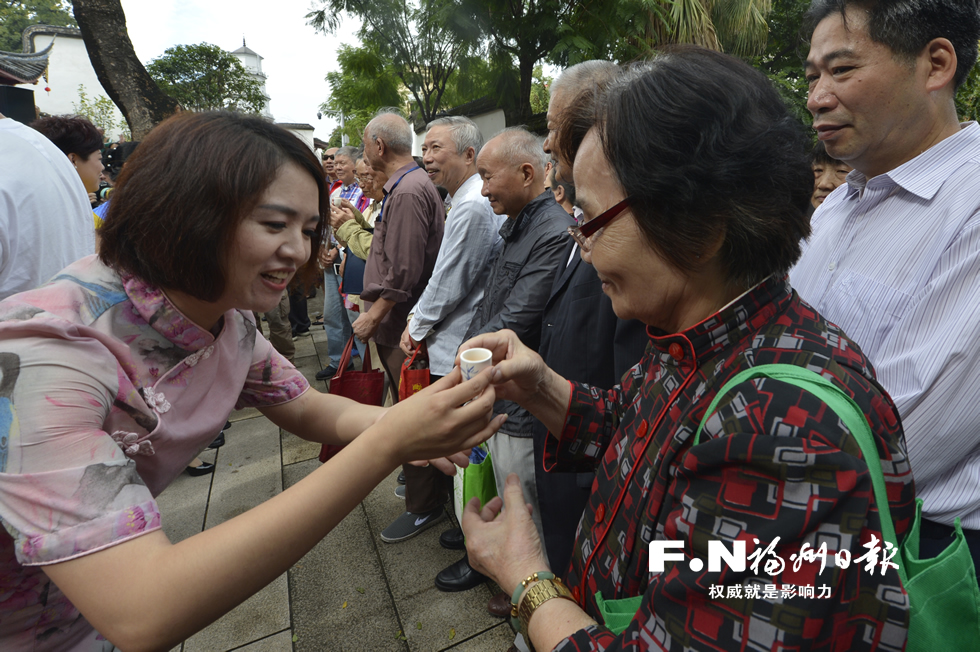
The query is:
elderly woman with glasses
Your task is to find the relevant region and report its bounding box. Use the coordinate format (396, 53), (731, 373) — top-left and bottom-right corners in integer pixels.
(461, 47), (915, 652)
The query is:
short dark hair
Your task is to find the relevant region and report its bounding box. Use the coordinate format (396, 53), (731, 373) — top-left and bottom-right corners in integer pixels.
(582, 46), (813, 288)
(811, 140), (844, 166)
(804, 0), (980, 90)
(30, 115), (103, 160)
(548, 164), (576, 205)
(99, 111), (327, 302)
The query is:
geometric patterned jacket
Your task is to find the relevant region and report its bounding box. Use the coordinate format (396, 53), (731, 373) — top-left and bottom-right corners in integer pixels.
(545, 276), (915, 651)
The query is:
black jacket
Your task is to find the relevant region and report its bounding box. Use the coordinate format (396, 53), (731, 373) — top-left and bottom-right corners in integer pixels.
(466, 190), (574, 437)
(532, 238), (649, 574)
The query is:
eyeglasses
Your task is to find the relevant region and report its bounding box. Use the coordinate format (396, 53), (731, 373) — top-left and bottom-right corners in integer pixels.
(567, 197), (632, 252)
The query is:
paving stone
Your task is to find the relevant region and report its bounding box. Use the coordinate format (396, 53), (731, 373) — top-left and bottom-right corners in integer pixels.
(362, 469), (503, 651)
(229, 629), (293, 651)
(446, 622), (516, 651)
(281, 429), (322, 466)
(183, 574), (290, 652)
(284, 458), (406, 652)
(184, 415), (289, 650)
(155, 448), (215, 544)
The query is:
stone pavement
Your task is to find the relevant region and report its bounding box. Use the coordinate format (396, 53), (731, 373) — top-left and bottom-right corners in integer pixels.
(158, 325), (516, 652)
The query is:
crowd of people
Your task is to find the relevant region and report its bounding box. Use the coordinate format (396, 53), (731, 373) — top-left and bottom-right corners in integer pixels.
(0, 0), (978, 650)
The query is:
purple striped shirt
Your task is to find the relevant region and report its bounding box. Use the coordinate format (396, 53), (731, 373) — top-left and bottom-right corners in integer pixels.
(791, 121), (980, 527)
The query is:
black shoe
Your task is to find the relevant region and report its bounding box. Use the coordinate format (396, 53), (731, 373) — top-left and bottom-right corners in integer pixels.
(439, 527), (465, 550)
(315, 361), (354, 381)
(207, 432), (225, 449)
(435, 555), (487, 592)
(315, 365), (338, 381)
(186, 461), (215, 476)
(397, 470), (406, 485)
(224, 421), (232, 430)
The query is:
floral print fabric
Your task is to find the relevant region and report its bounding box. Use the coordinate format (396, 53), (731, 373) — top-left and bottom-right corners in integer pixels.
(0, 255), (309, 651)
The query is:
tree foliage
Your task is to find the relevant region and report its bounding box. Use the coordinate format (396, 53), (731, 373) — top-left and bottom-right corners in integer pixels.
(0, 0), (76, 52)
(71, 83), (124, 135)
(751, 0), (811, 126)
(320, 42), (404, 146)
(956, 45), (980, 122)
(307, 0), (474, 124)
(146, 43), (266, 114)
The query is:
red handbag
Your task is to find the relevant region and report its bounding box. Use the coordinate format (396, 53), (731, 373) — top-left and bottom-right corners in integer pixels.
(398, 342), (430, 402)
(318, 336), (386, 463)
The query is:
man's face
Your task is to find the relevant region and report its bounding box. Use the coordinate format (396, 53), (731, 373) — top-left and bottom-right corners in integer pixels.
(361, 129), (384, 171)
(811, 159), (853, 207)
(421, 125), (470, 195)
(334, 154), (356, 186)
(355, 159), (374, 194)
(478, 140), (528, 218)
(805, 8), (929, 178)
(322, 148), (338, 176)
(543, 90), (571, 181)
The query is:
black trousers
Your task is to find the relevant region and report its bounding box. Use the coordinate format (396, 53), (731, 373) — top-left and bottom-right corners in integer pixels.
(287, 289), (310, 334)
(918, 518), (980, 585)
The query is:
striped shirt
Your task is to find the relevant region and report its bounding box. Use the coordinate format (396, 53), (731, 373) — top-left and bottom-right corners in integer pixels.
(329, 180), (370, 212)
(790, 121), (980, 527)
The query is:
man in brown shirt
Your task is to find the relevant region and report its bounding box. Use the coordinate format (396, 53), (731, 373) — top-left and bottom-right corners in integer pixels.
(356, 111), (444, 397)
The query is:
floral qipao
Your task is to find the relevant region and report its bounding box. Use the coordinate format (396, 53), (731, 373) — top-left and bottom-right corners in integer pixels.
(545, 276), (916, 652)
(0, 255), (309, 651)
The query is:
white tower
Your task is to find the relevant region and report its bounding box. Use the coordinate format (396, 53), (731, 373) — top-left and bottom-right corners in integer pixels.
(231, 38), (272, 119)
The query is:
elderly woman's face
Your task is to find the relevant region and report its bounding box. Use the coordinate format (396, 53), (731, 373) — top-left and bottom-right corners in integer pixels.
(573, 130), (695, 331)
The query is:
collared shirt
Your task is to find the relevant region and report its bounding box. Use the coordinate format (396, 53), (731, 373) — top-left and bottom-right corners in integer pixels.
(547, 277), (914, 651)
(329, 179), (370, 212)
(0, 255), (308, 650)
(408, 174), (505, 376)
(791, 121), (980, 527)
(361, 163), (444, 348)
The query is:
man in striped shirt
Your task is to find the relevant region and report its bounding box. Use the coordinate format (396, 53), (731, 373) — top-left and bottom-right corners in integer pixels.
(792, 0), (980, 576)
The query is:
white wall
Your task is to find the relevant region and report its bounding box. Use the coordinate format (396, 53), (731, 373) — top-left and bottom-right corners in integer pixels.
(283, 125), (315, 151)
(412, 108), (507, 156)
(17, 32), (128, 140)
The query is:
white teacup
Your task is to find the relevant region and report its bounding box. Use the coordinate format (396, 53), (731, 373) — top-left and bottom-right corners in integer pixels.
(459, 347), (493, 381)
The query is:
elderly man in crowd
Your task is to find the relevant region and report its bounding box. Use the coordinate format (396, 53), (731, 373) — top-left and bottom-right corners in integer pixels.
(356, 110), (444, 423)
(434, 127), (574, 593)
(317, 146), (370, 380)
(380, 116), (506, 543)
(793, 0), (980, 574)
(321, 146), (339, 185)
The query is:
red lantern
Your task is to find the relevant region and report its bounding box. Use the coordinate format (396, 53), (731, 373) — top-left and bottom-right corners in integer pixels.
(44, 86), (51, 93)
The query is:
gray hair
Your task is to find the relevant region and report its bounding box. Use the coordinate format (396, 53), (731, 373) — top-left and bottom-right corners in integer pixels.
(365, 109), (413, 155)
(550, 60), (620, 101)
(335, 145), (360, 161)
(426, 116), (483, 157)
(488, 126), (548, 173)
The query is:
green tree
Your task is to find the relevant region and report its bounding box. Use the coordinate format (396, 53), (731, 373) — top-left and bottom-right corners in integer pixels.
(145, 43), (266, 114)
(751, 0), (811, 126)
(71, 83), (124, 135)
(307, 0), (475, 124)
(955, 45), (980, 122)
(320, 42), (404, 146)
(0, 0), (76, 52)
(529, 66), (552, 115)
(455, 0), (569, 122)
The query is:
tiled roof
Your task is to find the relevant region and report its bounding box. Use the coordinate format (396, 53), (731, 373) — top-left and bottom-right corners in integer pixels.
(0, 42), (52, 85)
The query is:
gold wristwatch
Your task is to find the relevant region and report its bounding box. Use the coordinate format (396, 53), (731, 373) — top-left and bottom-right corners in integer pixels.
(517, 577), (574, 650)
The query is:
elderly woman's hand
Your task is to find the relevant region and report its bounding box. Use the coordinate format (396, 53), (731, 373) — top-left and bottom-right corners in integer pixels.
(458, 330), (548, 404)
(376, 366), (507, 464)
(463, 473), (551, 595)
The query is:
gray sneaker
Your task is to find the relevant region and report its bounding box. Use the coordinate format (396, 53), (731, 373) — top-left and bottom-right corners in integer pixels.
(394, 485), (406, 499)
(380, 508), (445, 543)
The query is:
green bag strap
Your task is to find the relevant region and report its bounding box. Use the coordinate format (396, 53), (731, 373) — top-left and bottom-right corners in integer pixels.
(693, 364), (902, 574)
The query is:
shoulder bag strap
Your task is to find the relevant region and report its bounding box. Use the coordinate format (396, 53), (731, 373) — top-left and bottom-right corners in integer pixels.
(693, 364), (901, 561)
